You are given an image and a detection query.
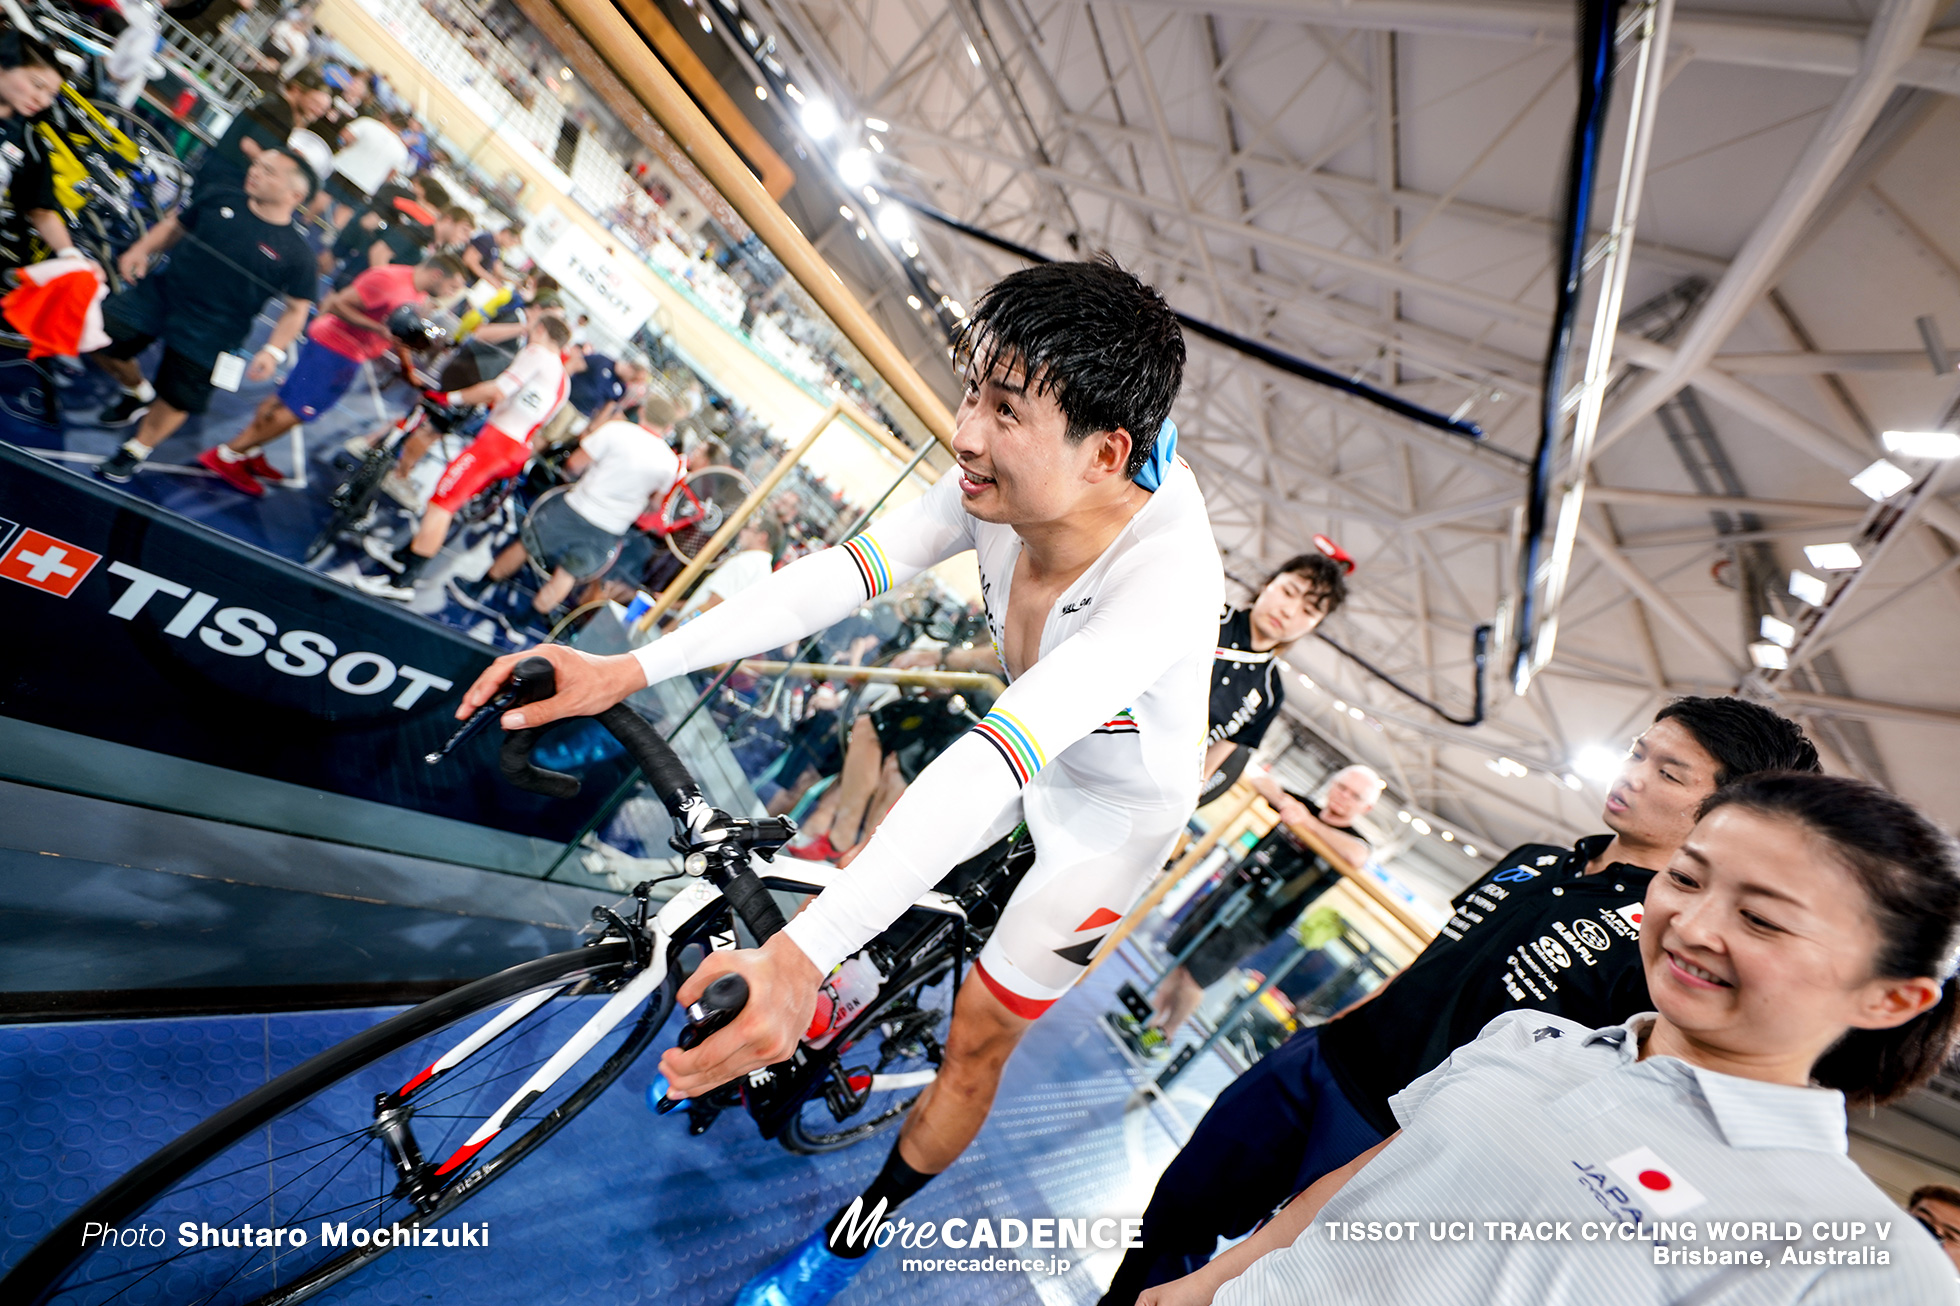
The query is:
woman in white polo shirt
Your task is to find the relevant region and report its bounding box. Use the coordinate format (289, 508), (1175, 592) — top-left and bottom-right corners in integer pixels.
(1141, 772), (1960, 1306)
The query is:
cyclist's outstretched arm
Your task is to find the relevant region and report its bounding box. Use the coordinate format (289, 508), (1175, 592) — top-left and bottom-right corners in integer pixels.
(456, 475), (973, 728)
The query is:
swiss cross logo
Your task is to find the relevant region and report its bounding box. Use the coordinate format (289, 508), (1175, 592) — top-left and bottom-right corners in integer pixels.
(1605, 1146), (1706, 1218)
(0, 527), (102, 598)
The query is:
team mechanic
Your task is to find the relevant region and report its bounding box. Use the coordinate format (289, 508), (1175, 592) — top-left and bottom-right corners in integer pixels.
(456, 258), (1217, 1305)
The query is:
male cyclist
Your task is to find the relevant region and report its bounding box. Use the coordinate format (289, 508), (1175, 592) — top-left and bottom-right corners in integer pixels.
(457, 257), (1217, 1305)
(354, 313), (573, 600)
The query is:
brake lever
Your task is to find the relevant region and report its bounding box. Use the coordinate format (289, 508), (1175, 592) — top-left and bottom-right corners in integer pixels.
(653, 973), (750, 1114)
(425, 683), (520, 764)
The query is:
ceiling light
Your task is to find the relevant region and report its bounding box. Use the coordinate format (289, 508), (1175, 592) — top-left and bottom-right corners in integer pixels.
(1850, 459), (1914, 501)
(1487, 756), (1528, 779)
(1561, 773), (1582, 791)
(558, 67), (572, 81)
(1464, 845), (1479, 857)
(900, 238), (919, 258)
(1297, 674), (1315, 690)
(1440, 830), (1454, 841)
(865, 117), (889, 131)
(754, 85), (767, 100)
(1397, 810), (1411, 823)
(1332, 700), (1347, 713)
(699, 14), (712, 32)
(1759, 614), (1796, 648)
(838, 204), (853, 220)
(1788, 570), (1827, 606)
(783, 82), (804, 104)
(947, 300), (965, 318)
(1749, 641), (1790, 670)
(1411, 818), (1432, 835)
(800, 97), (838, 140)
(1572, 745), (1623, 784)
(868, 135), (884, 153)
(739, 19), (758, 45)
(876, 204), (911, 240)
(1804, 542), (1862, 571)
(836, 148), (874, 188)
(964, 38), (981, 65)
(906, 294), (922, 310)
(862, 186), (880, 205)
(1882, 430), (1960, 460)
(1347, 705), (1365, 720)
(855, 226), (867, 240)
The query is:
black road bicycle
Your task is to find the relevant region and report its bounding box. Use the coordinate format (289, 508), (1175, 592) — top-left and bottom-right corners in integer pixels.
(4, 658), (1032, 1306)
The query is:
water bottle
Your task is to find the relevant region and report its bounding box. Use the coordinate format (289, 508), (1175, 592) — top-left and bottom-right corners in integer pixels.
(805, 953), (886, 1049)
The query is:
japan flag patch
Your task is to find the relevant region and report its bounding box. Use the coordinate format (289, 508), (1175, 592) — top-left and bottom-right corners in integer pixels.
(1606, 1146), (1706, 1217)
(1615, 902), (1644, 933)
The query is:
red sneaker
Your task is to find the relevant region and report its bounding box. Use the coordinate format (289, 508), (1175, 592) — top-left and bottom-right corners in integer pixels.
(197, 447), (264, 496)
(242, 451), (285, 483)
(785, 832), (838, 862)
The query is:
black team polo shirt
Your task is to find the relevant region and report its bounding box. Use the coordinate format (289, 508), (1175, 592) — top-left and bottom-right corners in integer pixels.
(1314, 833), (1657, 1135)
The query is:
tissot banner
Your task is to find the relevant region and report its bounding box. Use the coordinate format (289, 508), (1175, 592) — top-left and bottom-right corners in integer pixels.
(0, 444), (631, 842)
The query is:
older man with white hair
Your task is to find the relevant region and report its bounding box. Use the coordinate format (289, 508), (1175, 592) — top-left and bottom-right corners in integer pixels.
(1138, 763), (1383, 1048)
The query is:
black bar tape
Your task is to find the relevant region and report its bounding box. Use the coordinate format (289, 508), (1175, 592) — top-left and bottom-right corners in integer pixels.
(497, 725), (582, 798)
(720, 868), (788, 943)
(596, 703), (706, 820)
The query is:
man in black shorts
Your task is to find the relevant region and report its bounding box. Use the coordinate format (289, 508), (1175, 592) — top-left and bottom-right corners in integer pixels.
(1098, 696), (1821, 1305)
(93, 148), (317, 484)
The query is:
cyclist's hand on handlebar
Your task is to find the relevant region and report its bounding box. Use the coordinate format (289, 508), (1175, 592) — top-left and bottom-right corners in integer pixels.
(458, 644), (647, 729)
(657, 933), (822, 1099)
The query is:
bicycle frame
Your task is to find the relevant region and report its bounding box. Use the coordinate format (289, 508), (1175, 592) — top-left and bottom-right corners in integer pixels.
(382, 863), (969, 1191)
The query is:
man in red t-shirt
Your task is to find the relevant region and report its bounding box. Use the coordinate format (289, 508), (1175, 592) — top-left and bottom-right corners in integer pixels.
(200, 252), (469, 496)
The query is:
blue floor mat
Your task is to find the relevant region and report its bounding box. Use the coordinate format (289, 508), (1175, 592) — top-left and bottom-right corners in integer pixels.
(0, 956), (1232, 1305)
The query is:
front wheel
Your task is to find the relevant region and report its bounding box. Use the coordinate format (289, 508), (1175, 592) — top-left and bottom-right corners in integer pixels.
(3, 942), (672, 1306)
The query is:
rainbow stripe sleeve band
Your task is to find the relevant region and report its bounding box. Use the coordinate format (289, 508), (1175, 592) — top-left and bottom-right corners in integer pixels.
(972, 709), (1045, 786)
(841, 534), (894, 599)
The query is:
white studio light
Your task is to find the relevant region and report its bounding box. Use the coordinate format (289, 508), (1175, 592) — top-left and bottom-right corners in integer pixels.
(1882, 430), (1960, 460)
(1440, 831), (1454, 842)
(865, 118), (890, 131)
(1850, 459), (1914, 501)
(906, 294), (922, 310)
(1332, 700), (1347, 713)
(876, 204), (911, 240)
(1561, 773), (1583, 791)
(1486, 756), (1528, 779)
(755, 86), (767, 100)
(1749, 641), (1791, 670)
(1347, 705), (1365, 720)
(869, 136), (885, 153)
(900, 238), (919, 258)
(855, 226), (867, 240)
(862, 186), (879, 205)
(1411, 818), (1432, 836)
(1297, 674), (1315, 690)
(1397, 810), (1412, 823)
(835, 148), (874, 187)
(783, 82), (805, 104)
(1804, 542), (1863, 571)
(1788, 569), (1827, 606)
(1572, 745), (1624, 785)
(699, 13), (712, 32)
(801, 96), (838, 139)
(1759, 614), (1796, 648)
(1464, 845), (1479, 857)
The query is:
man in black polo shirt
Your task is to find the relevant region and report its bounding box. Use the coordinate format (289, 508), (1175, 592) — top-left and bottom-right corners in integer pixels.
(93, 148), (318, 484)
(1099, 695), (1821, 1305)
(194, 69), (331, 199)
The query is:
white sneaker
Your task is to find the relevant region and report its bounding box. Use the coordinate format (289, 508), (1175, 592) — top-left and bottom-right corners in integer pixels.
(361, 535), (405, 573)
(351, 571), (415, 601)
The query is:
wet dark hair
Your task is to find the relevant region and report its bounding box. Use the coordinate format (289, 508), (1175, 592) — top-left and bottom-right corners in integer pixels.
(1655, 695), (1820, 786)
(0, 27), (62, 73)
(415, 175), (451, 210)
(1699, 772), (1960, 1106)
(1265, 554), (1348, 617)
(953, 255), (1184, 478)
(420, 251), (469, 281)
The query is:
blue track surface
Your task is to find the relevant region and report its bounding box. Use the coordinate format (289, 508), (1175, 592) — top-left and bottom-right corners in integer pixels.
(0, 956), (1232, 1305)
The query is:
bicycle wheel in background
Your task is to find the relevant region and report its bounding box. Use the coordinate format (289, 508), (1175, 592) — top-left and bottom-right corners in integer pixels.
(660, 464), (754, 563)
(4, 942), (671, 1306)
(779, 951), (957, 1155)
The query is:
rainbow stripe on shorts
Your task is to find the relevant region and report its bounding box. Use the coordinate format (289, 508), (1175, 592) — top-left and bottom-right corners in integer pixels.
(973, 709), (1045, 785)
(841, 533), (894, 598)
